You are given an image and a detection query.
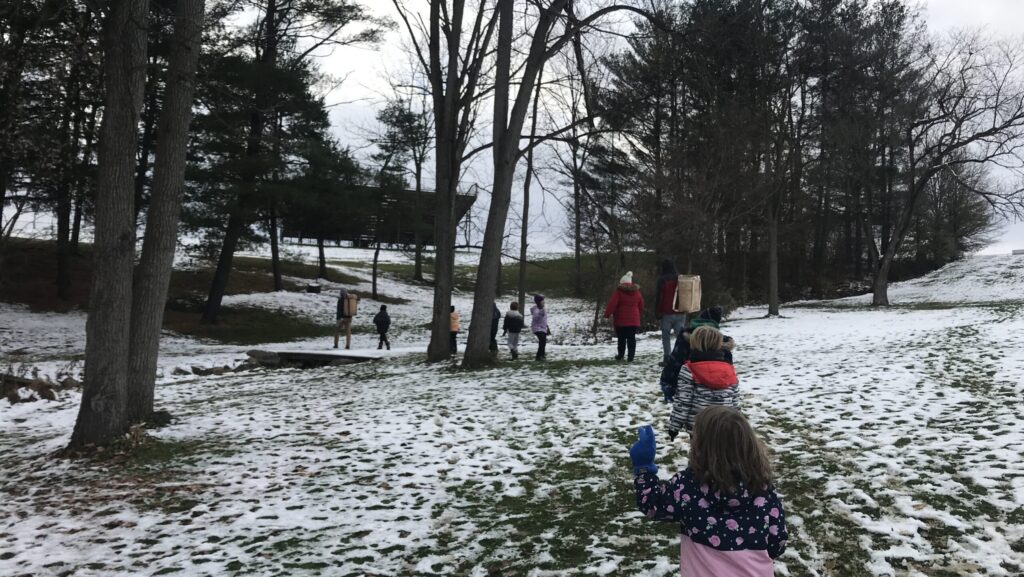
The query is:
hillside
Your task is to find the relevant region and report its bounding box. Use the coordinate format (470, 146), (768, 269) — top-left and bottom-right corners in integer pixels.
(835, 254), (1024, 306)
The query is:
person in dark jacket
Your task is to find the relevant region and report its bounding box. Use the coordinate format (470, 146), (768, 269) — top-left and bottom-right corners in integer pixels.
(502, 301), (525, 360)
(372, 305), (391, 350)
(603, 271), (645, 362)
(629, 408), (789, 576)
(655, 259), (685, 366)
(489, 302), (501, 353)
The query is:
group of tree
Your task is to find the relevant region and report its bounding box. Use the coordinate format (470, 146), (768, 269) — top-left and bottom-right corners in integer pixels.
(6, 0), (1024, 444)
(1, 0), (393, 448)
(569, 0), (1024, 312)
(391, 0), (1024, 367)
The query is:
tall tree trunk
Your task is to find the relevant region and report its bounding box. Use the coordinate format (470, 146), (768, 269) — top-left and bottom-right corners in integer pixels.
(268, 113), (284, 291)
(55, 102), (76, 300)
(767, 202), (780, 316)
(72, 106), (99, 255)
(201, 0), (277, 324)
(317, 236), (327, 278)
(56, 20), (89, 300)
(126, 0), (204, 425)
(201, 210), (245, 323)
(517, 65), (543, 313)
(69, 0), (151, 449)
(268, 205), (283, 290)
(413, 162), (425, 282)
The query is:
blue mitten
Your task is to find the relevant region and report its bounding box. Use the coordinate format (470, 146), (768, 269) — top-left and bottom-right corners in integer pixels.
(629, 425), (658, 476)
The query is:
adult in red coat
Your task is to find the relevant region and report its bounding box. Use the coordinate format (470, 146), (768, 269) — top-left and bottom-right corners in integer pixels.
(604, 271), (645, 361)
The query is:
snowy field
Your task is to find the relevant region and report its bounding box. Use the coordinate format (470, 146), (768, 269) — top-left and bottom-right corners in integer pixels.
(2, 253), (1024, 576)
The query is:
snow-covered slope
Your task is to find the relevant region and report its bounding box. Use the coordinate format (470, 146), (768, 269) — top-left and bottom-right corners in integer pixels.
(838, 253), (1024, 305)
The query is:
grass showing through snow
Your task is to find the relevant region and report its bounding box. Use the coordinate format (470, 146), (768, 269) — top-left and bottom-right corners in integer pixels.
(3, 299), (1024, 575)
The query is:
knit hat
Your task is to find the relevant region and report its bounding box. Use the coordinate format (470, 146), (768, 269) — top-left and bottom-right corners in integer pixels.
(707, 305), (723, 324)
(619, 271), (633, 285)
(534, 294), (545, 305)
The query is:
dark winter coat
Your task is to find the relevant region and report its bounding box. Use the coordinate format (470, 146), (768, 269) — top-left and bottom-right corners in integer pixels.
(491, 304), (501, 338)
(373, 310), (391, 334)
(661, 307), (731, 371)
(502, 310), (525, 334)
(635, 468), (788, 565)
(603, 283), (645, 328)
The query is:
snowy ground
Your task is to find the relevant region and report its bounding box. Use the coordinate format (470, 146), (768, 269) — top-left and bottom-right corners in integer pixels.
(2, 253), (1024, 576)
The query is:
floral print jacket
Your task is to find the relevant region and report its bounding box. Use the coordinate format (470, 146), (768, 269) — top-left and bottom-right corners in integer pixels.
(635, 468), (788, 559)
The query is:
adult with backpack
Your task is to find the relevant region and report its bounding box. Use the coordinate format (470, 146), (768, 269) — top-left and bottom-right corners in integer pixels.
(655, 259), (686, 366)
(334, 288), (358, 350)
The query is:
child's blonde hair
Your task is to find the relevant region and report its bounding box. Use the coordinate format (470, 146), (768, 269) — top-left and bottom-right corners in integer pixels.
(689, 406), (773, 494)
(689, 326), (723, 353)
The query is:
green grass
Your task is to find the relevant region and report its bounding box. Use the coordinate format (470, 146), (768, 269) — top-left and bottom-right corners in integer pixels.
(343, 251), (660, 300)
(163, 306), (339, 345)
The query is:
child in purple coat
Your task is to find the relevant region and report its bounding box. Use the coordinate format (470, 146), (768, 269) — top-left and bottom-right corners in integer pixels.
(630, 407), (789, 576)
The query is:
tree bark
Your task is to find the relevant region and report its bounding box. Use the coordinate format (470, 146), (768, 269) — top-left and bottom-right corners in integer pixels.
(126, 0), (204, 425)
(517, 65), (543, 313)
(412, 162), (425, 282)
(317, 236), (327, 278)
(201, 209), (245, 323)
(767, 202), (780, 316)
(268, 113), (284, 291)
(268, 204), (283, 290)
(69, 0), (151, 449)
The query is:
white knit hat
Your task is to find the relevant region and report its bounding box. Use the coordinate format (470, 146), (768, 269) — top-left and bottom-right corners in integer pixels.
(620, 271), (633, 285)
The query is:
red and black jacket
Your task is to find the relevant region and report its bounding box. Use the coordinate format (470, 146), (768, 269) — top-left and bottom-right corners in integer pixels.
(684, 350), (738, 390)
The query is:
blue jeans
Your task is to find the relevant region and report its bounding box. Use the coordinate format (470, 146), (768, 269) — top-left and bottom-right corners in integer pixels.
(660, 314), (685, 362)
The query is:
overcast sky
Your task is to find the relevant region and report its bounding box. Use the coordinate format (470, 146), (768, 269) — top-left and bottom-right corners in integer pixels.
(324, 0), (1024, 254)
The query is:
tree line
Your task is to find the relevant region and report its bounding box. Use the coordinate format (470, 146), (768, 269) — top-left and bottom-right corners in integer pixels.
(575, 0), (1024, 314)
(4, 0), (1024, 445)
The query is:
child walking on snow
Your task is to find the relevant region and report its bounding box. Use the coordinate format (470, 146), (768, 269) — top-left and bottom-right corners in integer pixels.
(663, 325), (739, 440)
(373, 305), (391, 350)
(449, 306), (460, 355)
(502, 301), (525, 360)
(629, 407), (789, 577)
(530, 294), (550, 361)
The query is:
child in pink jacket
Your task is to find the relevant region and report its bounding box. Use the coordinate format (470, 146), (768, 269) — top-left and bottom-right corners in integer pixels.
(630, 406), (789, 576)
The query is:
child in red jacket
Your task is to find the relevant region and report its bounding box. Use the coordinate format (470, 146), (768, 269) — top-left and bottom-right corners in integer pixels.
(604, 271), (645, 362)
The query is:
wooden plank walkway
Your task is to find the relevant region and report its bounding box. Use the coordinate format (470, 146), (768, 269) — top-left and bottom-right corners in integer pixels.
(246, 349), (384, 368)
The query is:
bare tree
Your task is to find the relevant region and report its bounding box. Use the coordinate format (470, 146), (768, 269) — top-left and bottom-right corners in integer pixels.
(870, 33), (1024, 305)
(392, 0), (499, 362)
(462, 0), (651, 367)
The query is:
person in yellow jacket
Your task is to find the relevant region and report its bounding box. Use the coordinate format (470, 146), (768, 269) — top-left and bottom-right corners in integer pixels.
(449, 305), (460, 355)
